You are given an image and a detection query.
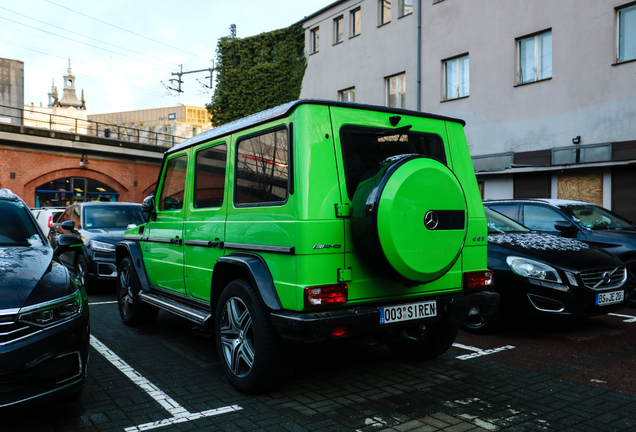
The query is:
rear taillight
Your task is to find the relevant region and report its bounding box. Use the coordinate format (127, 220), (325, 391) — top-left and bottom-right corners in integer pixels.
(304, 284), (348, 307)
(464, 271), (494, 288)
(47, 216), (53, 228)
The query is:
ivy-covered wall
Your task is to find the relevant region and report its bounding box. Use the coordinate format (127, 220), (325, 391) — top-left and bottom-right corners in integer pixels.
(207, 24), (307, 127)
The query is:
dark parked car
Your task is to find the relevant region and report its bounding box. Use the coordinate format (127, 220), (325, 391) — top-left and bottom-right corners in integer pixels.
(461, 207), (628, 333)
(0, 189), (89, 408)
(484, 199), (636, 303)
(48, 202), (145, 288)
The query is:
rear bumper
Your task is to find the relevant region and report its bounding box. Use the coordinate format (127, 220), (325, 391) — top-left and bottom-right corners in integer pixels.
(271, 290), (499, 344)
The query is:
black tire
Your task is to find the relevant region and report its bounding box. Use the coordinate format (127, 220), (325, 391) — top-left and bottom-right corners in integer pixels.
(215, 278), (295, 394)
(389, 321), (458, 360)
(75, 254), (92, 288)
(460, 305), (501, 334)
(117, 257), (158, 326)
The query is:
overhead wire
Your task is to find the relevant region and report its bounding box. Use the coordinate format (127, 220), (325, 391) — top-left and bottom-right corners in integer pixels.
(44, 0), (210, 61)
(0, 14), (175, 72)
(0, 6), (178, 70)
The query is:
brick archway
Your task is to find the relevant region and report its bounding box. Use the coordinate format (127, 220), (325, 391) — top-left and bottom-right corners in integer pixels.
(25, 168), (129, 193)
(24, 168), (130, 207)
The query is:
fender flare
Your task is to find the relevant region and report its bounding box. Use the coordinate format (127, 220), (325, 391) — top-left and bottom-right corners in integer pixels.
(116, 241), (151, 291)
(212, 252), (283, 311)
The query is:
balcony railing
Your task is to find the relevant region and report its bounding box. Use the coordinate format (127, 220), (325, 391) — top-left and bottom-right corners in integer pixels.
(0, 104), (188, 147)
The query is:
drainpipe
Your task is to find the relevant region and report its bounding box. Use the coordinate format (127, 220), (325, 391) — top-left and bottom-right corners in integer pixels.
(417, 0), (422, 111)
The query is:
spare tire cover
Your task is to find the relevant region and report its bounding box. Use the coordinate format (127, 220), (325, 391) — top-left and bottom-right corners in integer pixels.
(351, 155), (467, 284)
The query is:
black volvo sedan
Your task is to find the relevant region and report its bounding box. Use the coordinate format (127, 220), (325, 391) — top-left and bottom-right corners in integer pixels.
(0, 189), (89, 408)
(461, 208), (627, 333)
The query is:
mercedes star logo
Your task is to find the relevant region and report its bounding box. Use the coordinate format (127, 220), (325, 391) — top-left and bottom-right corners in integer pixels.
(425, 211), (439, 230)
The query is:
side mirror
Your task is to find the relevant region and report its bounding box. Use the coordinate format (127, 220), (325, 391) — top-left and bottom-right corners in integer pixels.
(554, 221), (577, 235)
(55, 234), (83, 255)
(142, 195), (156, 221)
(61, 220), (75, 230)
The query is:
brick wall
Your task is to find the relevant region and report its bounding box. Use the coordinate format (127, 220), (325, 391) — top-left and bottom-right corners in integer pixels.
(0, 147), (161, 207)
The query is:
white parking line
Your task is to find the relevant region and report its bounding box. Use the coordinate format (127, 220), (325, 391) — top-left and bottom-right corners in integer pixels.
(90, 335), (242, 431)
(452, 343), (515, 360)
(88, 300), (118, 305)
(608, 313), (636, 322)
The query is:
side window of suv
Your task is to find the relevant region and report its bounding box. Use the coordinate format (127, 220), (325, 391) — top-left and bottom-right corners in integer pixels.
(235, 128), (288, 205)
(523, 205), (567, 231)
(194, 144), (227, 209)
(159, 155), (188, 211)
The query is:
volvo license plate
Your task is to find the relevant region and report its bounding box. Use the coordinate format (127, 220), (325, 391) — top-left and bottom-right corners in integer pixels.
(596, 290), (624, 306)
(378, 300), (437, 324)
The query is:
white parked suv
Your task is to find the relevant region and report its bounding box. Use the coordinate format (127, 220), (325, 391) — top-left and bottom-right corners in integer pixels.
(30, 207), (66, 235)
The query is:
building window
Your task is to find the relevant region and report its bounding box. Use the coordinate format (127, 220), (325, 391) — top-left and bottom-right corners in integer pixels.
(334, 16), (344, 44)
(339, 87), (355, 102)
(351, 8), (361, 37)
(400, 0), (413, 17)
(386, 73), (406, 108)
(379, 0), (391, 25)
(517, 30), (552, 84)
(618, 5), (636, 62)
(310, 27), (320, 54)
(35, 178), (119, 207)
(444, 55), (469, 100)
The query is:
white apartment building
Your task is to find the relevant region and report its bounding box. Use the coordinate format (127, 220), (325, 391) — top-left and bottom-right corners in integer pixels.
(300, 0), (636, 221)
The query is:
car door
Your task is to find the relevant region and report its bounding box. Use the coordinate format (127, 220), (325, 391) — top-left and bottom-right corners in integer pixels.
(184, 142), (228, 301)
(521, 204), (587, 240)
(145, 153), (189, 295)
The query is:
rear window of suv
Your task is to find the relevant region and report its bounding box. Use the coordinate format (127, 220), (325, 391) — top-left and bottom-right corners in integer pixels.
(340, 126), (445, 201)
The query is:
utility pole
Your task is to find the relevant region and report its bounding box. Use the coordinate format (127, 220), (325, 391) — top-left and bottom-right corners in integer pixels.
(162, 25), (234, 94)
(167, 61), (215, 94)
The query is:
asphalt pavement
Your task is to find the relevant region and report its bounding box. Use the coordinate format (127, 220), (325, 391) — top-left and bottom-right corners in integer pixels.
(4, 288), (636, 432)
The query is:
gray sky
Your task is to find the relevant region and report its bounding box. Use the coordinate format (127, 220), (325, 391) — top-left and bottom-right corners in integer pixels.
(0, 0), (332, 115)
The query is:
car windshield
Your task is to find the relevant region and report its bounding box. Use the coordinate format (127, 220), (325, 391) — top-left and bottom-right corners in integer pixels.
(561, 204), (636, 230)
(0, 200), (42, 246)
(485, 207), (530, 234)
(83, 205), (145, 229)
(340, 126), (446, 201)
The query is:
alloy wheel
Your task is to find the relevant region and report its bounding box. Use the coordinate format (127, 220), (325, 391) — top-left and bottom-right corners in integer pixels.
(219, 297), (255, 378)
(118, 266), (134, 319)
(77, 257), (86, 286)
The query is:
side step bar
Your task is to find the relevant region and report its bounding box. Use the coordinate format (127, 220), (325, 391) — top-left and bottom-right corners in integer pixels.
(139, 291), (210, 326)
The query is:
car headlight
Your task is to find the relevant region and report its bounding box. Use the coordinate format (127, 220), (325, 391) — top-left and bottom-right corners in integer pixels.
(88, 239), (116, 252)
(18, 290), (83, 327)
(506, 256), (563, 284)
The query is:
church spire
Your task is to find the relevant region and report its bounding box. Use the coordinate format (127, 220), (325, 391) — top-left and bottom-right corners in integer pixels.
(58, 59), (82, 109)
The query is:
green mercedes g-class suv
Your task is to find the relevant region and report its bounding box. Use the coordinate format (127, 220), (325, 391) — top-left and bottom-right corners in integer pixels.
(117, 100), (498, 393)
